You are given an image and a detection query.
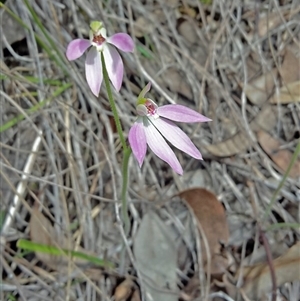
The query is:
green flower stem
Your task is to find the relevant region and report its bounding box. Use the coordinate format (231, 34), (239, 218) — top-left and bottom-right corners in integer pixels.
(121, 147), (132, 234)
(101, 52), (126, 150)
(100, 52), (131, 234)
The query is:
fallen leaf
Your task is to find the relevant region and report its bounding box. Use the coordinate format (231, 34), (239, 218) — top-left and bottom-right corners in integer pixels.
(205, 105), (277, 157)
(280, 46), (300, 84)
(178, 188), (229, 276)
(177, 19), (198, 44)
(205, 128), (251, 157)
(257, 131), (300, 178)
(30, 205), (88, 269)
(133, 16), (154, 37)
(1, 0), (26, 48)
(162, 67), (193, 100)
(183, 276), (201, 300)
(114, 278), (134, 301)
(244, 69), (278, 106)
(245, 47), (300, 106)
(269, 81), (300, 104)
(133, 211), (178, 301)
(236, 242), (300, 300)
(257, 9), (298, 37)
(258, 12), (282, 37)
(131, 289), (141, 301)
(245, 54), (262, 80)
(142, 44), (193, 100)
(179, 6), (197, 18)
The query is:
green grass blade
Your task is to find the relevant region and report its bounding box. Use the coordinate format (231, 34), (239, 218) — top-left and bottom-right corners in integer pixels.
(136, 45), (153, 59)
(0, 4), (52, 59)
(20, 76), (64, 86)
(0, 83), (72, 133)
(17, 239), (114, 268)
(22, 0), (67, 68)
(0, 210), (7, 232)
(267, 222), (300, 231)
(1, 72), (65, 86)
(0, 3), (67, 73)
(0, 73), (8, 80)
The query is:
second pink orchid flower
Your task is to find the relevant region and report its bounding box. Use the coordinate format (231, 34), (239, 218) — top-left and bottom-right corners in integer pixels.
(129, 83), (212, 175)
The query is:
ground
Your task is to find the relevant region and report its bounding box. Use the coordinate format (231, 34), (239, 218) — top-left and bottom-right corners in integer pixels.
(0, 0), (299, 300)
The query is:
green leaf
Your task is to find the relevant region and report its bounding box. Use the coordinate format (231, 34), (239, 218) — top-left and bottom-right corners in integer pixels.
(0, 210), (7, 232)
(136, 45), (153, 59)
(0, 83), (72, 133)
(17, 239), (114, 268)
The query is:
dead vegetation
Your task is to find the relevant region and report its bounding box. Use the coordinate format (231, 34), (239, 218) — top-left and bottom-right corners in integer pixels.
(0, 0), (299, 300)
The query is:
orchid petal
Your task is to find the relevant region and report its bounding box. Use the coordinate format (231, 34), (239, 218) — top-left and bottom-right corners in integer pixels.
(99, 27), (107, 39)
(85, 47), (102, 96)
(157, 104), (212, 123)
(107, 33), (134, 52)
(151, 117), (202, 159)
(143, 118), (183, 175)
(66, 39), (91, 60)
(90, 21), (103, 34)
(128, 120), (147, 167)
(103, 45), (123, 91)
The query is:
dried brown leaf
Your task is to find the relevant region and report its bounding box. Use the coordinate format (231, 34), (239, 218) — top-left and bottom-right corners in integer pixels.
(244, 69), (278, 106)
(162, 67), (193, 99)
(257, 131), (300, 178)
(1, 1), (26, 47)
(258, 12), (282, 37)
(280, 46), (300, 84)
(205, 129), (251, 157)
(30, 206), (87, 269)
(245, 54), (262, 80)
(131, 289), (141, 301)
(238, 242), (300, 299)
(258, 10), (295, 37)
(133, 16), (154, 37)
(179, 6), (197, 18)
(178, 188), (229, 276)
(269, 81), (300, 104)
(183, 276), (201, 300)
(205, 105), (277, 157)
(244, 47), (300, 106)
(114, 278), (134, 301)
(178, 20), (197, 44)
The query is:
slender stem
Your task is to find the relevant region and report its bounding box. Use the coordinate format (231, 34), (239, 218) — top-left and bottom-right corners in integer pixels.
(264, 140), (300, 220)
(101, 52), (126, 150)
(259, 226), (277, 301)
(121, 147), (132, 235)
(100, 52), (131, 234)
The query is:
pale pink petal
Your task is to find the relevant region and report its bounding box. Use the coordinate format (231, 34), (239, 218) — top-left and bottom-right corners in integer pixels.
(107, 33), (134, 52)
(151, 117), (202, 159)
(103, 45), (123, 91)
(128, 120), (147, 167)
(143, 118), (183, 175)
(85, 47), (102, 96)
(66, 39), (91, 60)
(157, 104), (212, 123)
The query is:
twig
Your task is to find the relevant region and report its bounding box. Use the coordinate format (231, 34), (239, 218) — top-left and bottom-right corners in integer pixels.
(1, 130), (43, 237)
(258, 227), (277, 301)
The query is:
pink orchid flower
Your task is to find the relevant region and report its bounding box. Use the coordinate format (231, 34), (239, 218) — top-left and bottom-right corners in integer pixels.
(128, 83), (211, 175)
(66, 21), (134, 96)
